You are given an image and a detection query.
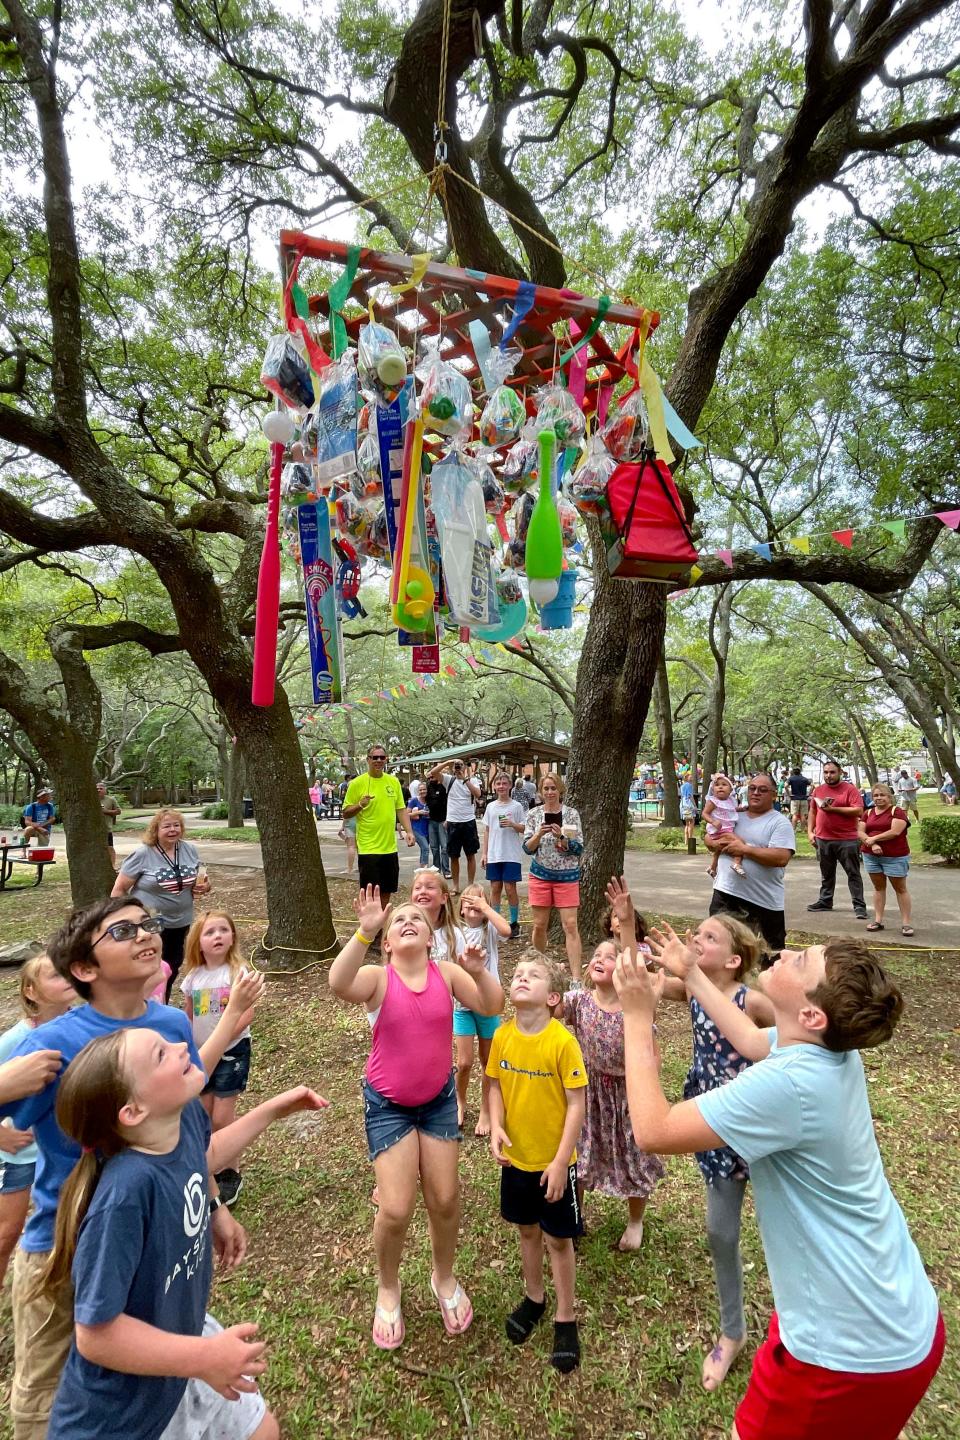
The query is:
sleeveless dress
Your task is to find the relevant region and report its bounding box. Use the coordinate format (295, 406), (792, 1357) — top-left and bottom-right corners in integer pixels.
(682, 985), (751, 1184)
(563, 990), (665, 1198)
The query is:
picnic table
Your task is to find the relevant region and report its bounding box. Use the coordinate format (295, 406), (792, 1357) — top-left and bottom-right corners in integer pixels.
(0, 839), (56, 890)
(629, 798), (661, 821)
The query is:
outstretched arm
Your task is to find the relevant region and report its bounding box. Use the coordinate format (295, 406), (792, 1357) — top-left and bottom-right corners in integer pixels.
(648, 924), (772, 1063)
(207, 1087), (328, 1174)
(614, 951), (725, 1155)
(328, 888), (390, 1004)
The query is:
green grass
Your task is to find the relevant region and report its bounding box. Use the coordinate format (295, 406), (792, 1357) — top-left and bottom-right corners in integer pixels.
(114, 822), (262, 843)
(1, 873), (956, 1439)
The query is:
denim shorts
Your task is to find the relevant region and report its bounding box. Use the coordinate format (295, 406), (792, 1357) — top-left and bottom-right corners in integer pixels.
(202, 1037), (251, 1097)
(0, 1158), (35, 1195)
(453, 1008), (501, 1040)
(862, 854), (910, 878)
(362, 1071), (459, 1160)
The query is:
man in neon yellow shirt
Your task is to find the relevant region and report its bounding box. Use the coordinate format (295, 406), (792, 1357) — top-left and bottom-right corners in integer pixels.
(342, 744), (415, 908)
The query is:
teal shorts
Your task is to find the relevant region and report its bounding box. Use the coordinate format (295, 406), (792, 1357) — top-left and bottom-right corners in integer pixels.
(453, 1008), (501, 1040)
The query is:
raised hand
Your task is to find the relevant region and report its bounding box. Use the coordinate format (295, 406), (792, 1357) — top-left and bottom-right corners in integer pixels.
(612, 948), (660, 1019)
(0, 1048), (62, 1103)
(458, 943), (487, 977)
(354, 885), (390, 939)
(225, 969), (266, 1031)
(646, 923), (697, 981)
(604, 875), (635, 926)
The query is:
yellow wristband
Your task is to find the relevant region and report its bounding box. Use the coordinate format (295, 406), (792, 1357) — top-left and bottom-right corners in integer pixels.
(355, 930), (375, 946)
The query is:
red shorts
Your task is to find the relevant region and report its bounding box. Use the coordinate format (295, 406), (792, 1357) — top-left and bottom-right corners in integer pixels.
(735, 1311), (945, 1440)
(527, 875), (580, 909)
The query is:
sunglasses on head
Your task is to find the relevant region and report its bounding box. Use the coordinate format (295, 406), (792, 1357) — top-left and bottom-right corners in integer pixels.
(92, 917), (164, 947)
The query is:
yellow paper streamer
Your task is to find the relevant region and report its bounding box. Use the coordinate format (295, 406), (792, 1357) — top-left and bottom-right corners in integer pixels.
(639, 358), (675, 466)
(789, 536), (811, 554)
(390, 253), (431, 295)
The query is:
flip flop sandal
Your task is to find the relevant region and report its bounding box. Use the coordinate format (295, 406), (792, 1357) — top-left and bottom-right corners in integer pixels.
(902, 926), (915, 936)
(866, 922), (884, 932)
(430, 1274), (473, 1335)
(372, 1291), (404, 1351)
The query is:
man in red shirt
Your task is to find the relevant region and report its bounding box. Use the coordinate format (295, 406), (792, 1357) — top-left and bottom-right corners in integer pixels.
(807, 760), (867, 918)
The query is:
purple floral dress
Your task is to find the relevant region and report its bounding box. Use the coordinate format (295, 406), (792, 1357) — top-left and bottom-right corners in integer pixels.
(563, 990), (666, 1199)
(682, 986), (751, 1185)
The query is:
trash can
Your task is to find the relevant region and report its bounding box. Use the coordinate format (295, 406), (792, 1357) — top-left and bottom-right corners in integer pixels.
(242, 797), (255, 819)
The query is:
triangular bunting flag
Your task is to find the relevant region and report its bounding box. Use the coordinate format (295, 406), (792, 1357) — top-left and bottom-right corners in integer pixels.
(415, 676), (427, 689)
(789, 536), (811, 555)
(935, 508), (960, 530)
(464, 655), (480, 671)
(689, 564), (703, 583)
(752, 543), (773, 561)
(444, 664), (457, 676)
(716, 549), (734, 568)
(831, 530), (854, 549)
(880, 519), (906, 539)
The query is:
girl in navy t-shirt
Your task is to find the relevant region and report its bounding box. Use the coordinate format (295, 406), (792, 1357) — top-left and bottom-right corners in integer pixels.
(42, 1027), (325, 1440)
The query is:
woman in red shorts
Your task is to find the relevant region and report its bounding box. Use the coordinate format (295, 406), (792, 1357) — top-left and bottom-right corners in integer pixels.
(522, 773), (583, 981)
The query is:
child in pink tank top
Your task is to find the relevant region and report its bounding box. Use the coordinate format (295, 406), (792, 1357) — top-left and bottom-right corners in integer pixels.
(330, 886), (504, 1354)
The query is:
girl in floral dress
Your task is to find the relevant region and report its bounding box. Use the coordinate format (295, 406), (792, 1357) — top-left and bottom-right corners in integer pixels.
(562, 929), (665, 1252)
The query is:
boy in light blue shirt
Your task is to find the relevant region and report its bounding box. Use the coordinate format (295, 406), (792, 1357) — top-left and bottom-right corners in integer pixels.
(615, 921), (943, 1440)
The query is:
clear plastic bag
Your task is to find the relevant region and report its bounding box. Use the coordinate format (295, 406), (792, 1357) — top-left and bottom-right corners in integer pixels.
(430, 457), (499, 626)
(358, 320), (407, 406)
(533, 384), (585, 445)
(261, 334), (314, 410)
(310, 354), (358, 484)
(569, 432), (616, 516)
(478, 384), (526, 447)
(501, 438), (539, 495)
(496, 569), (523, 606)
(558, 496), (579, 548)
(418, 350), (473, 438)
(602, 389), (649, 461)
(281, 462), (315, 506)
(354, 431), (383, 497)
(335, 491), (372, 543)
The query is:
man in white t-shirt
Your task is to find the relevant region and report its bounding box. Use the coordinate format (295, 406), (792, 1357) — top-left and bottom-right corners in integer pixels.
(615, 922), (943, 1440)
(895, 770), (920, 819)
(427, 757), (481, 892)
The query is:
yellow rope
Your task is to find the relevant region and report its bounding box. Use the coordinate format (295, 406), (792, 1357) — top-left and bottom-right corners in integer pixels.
(436, 0), (454, 136)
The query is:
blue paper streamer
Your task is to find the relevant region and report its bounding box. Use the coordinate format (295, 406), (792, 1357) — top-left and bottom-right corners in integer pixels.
(752, 543), (773, 560)
(501, 280), (536, 350)
(468, 319), (496, 392)
(661, 394), (703, 450)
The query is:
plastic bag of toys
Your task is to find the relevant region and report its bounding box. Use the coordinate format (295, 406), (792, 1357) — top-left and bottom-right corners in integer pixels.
(478, 384), (526, 448)
(533, 384), (585, 446)
(501, 438), (539, 495)
(354, 431), (383, 498)
(358, 320), (407, 407)
(602, 389), (649, 461)
(418, 346), (473, 438)
(308, 353), (358, 484)
(496, 568), (524, 606)
(569, 432), (616, 516)
(281, 462), (315, 507)
(558, 496), (579, 549)
(335, 491), (373, 544)
(261, 334), (314, 410)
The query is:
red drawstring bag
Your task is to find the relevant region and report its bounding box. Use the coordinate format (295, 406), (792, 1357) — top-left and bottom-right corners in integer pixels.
(604, 451), (698, 583)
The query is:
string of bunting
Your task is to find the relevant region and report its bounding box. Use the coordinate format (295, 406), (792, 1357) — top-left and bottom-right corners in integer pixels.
(294, 639), (533, 722)
(689, 506), (960, 583)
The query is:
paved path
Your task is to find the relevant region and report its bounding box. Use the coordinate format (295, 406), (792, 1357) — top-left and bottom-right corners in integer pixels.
(107, 826), (960, 948)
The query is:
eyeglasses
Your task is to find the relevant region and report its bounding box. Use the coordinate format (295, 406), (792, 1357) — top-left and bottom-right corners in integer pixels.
(747, 785), (772, 793)
(91, 917), (164, 947)
(368, 754), (387, 762)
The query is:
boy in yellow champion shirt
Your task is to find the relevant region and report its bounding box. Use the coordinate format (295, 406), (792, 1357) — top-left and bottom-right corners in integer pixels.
(487, 952), (587, 1372)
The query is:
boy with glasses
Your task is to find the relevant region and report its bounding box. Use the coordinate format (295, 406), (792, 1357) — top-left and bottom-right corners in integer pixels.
(342, 746), (416, 911)
(0, 896), (260, 1440)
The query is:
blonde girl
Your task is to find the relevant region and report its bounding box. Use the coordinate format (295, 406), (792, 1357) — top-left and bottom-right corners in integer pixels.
(40, 1028), (324, 1440)
(651, 909), (774, 1392)
(410, 866), (464, 964)
(330, 887), (503, 1350)
(0, 955), (75, 1283)
(455, 884), (510, 1135)
(180, 912), (251, 1208)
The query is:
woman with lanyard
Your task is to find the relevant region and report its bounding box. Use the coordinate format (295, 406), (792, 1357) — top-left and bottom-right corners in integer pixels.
(111, 808), (210, 999)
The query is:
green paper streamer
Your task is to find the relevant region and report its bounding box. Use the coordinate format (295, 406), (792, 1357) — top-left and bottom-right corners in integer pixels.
(557, 295), (611, 367)
(328, 245), (361, 359)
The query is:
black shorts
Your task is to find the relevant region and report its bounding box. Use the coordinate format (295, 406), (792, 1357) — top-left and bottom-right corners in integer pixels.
(358, 851), (400, 896)
(709, 889), (785, 955)
(446, 820), (479, 859)
(500, 1162), (583, 1238)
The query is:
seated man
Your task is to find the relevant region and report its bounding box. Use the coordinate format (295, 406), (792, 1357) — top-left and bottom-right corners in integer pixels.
(617, 923), (943, 1440)
(22, 786), (56, 844)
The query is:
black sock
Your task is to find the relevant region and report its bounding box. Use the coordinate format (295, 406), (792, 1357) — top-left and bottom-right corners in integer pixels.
(505, 1295), (546, 1344)
(551, 1320), (580, 1373)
